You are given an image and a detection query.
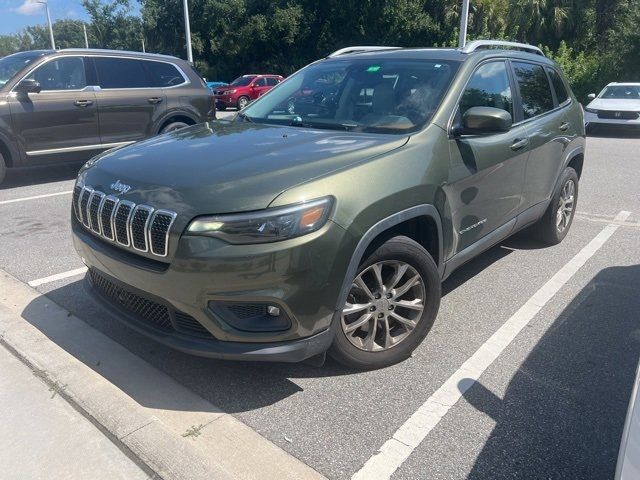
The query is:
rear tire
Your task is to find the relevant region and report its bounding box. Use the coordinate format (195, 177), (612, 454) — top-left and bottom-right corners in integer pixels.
(0, 152), (6, 185)
(160, 121), (189, 134)
(329, 236), (441, 370)
(531, 167), (579, 245)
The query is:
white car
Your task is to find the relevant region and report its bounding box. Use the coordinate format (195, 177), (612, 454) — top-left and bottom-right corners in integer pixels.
(616, 360), (640, 480)
(584, 82), (640, 132)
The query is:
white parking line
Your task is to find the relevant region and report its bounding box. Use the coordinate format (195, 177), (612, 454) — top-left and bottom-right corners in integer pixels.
(352, 210), (632, 480)
(0, 190), (73, 206)
(28, 267), (87, 287)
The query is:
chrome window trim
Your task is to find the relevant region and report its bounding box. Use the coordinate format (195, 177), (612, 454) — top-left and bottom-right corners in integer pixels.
(11, 53), (190, 93)
(27, 141), (134, 156)
(81, 187), (94, 228)
(99, 195), (119, 241)
(114, 200), (135, 247)
(129, 205), (154, 253)
(89, 191), (106, 234)
(148, 210), (178, 257)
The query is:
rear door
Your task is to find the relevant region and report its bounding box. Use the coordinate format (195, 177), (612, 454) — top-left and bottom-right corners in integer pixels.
(446, 60), (530, 254)
(91, 56), (167, 143)
(511, 61), (569, 208)
(7, 56), (100, 165)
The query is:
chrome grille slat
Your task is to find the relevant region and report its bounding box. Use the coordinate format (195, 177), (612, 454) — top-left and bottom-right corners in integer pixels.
(99, 196), (118, 241)
(114, 201), (134, 246)
(80, 187), (93, 228)
(89, 192), (105, 234)
(76, 186), (177, 258)
(149, 210), (177, 257)
(130, 205), (154, 252)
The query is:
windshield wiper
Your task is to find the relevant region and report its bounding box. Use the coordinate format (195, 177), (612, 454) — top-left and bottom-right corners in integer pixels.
(236, 112), (253, 123)
(288, 118), (359, 131)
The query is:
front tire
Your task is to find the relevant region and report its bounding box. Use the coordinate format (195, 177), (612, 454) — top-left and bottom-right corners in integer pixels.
(329, 236), (441, 369)
(531, 167), (579, 245)
(237, 96), (250, 110)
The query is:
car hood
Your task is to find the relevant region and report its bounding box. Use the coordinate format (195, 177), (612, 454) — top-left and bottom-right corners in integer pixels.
(78, 120), (408, 218)
(586, 98), (640, 111)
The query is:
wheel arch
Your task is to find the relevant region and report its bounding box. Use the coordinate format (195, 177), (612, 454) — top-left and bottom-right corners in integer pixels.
(0, 134), (18, 168)
(156, 111), (199, 135)
(335, 205), (444, 311)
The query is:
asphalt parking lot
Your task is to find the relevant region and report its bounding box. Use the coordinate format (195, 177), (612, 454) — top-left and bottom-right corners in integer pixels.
(1, 127), (639, 480)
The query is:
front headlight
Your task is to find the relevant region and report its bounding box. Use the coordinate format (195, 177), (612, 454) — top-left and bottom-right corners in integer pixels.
(224, 89), (237, 94)
(584, 107), (598, 113)
(186, 197), (334, 244)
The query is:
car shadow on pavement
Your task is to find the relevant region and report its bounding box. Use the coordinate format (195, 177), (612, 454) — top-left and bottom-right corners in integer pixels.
(460, 264), (640, 479)
(0, 163), (80, 190)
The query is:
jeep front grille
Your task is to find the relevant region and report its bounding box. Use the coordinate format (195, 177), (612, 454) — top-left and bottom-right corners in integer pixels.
(74, 185), (177, 257)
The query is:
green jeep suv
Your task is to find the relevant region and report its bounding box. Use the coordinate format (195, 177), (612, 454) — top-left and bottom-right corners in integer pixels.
(72, 41), (585, 369)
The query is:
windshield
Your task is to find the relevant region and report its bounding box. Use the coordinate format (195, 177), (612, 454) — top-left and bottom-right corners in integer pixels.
(0, 52), (44, 87)
(241, 58), (458, 133)
(599, 85), (640, 100)
(230, 76), (256, 87)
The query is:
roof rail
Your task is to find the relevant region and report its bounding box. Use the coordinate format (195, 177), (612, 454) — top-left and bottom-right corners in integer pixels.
(461, 40), (544, 57)
(328, 46), (400, 58)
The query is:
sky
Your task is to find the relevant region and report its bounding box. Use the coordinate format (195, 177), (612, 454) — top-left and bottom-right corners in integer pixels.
(0, 0), (139, 35)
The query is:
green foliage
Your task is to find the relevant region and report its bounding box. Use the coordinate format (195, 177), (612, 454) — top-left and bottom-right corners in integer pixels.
(0, 0), (638, 97)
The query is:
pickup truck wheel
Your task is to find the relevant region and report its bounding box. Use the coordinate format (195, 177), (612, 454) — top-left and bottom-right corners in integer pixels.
(237, 96), (250, 110)
(532, 166), (579, 245)
(0, 152), (6, 185)
(329, 236), (441, 370)
(160, 121), (189, 134)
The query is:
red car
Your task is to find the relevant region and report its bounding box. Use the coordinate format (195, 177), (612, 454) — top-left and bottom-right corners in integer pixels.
(214, 74), (284, 110)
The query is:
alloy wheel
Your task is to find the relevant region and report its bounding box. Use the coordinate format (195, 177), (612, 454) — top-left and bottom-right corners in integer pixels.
(556, 179), (575, 232)
(341, 261), (426, 352)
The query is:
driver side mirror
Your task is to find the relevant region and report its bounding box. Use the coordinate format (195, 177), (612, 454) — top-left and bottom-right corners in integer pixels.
(458, 106), (512, 135)
(15, 78), (41, 95)
(587, 93), (596, 100)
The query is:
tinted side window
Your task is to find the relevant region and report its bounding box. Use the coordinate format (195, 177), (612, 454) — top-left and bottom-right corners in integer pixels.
(546, 67), (569, 104)
(94, 57), (150, 89)
(513, 62), (554, 118)
(145, 61), (185, 87)
(27, 57), (86, 91)
(265, 77), (278, 86)
(254, 77), (267, 87)
(460, 61), (513, 117)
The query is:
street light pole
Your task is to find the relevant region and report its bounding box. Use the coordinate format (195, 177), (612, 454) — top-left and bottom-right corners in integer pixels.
(182, 0), (193, 63)
(83, 24), (89, 48)
(37, 0), (56, 50)
(458, 0), (470, 47)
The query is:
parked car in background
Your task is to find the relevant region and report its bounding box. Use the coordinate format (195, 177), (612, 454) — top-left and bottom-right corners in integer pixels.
(584, 82), (640, 133)
(214, 74), (284, 110)
(0, 49), (215, 184)
(206, 81), (228, 90)
(71, 41), (584, 369)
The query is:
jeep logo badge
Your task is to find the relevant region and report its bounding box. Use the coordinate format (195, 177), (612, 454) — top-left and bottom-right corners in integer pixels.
(110, 180), (131, 195)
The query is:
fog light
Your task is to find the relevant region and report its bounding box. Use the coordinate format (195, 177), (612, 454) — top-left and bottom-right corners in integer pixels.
(207, 301), (291, 332)
(267, 306), (280, 316)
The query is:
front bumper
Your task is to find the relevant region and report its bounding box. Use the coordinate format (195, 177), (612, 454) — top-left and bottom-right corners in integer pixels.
(585, 111), (640, 127)
(72, 215), (355, 362)
(214, 95), (237, 108)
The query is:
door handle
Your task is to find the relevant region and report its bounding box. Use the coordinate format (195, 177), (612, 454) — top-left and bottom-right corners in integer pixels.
(510, 138), (529, 151)
(559, 122), (570, 131)
(147, 97), (163, 104)
(74, 99), (93, 107)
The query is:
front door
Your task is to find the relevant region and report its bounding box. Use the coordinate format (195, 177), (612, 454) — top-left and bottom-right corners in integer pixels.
(445, 60), (530, 257)
(8, 56), (100, 164)
(90, 56), (166, 143)
(250, 77), (270, 99)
